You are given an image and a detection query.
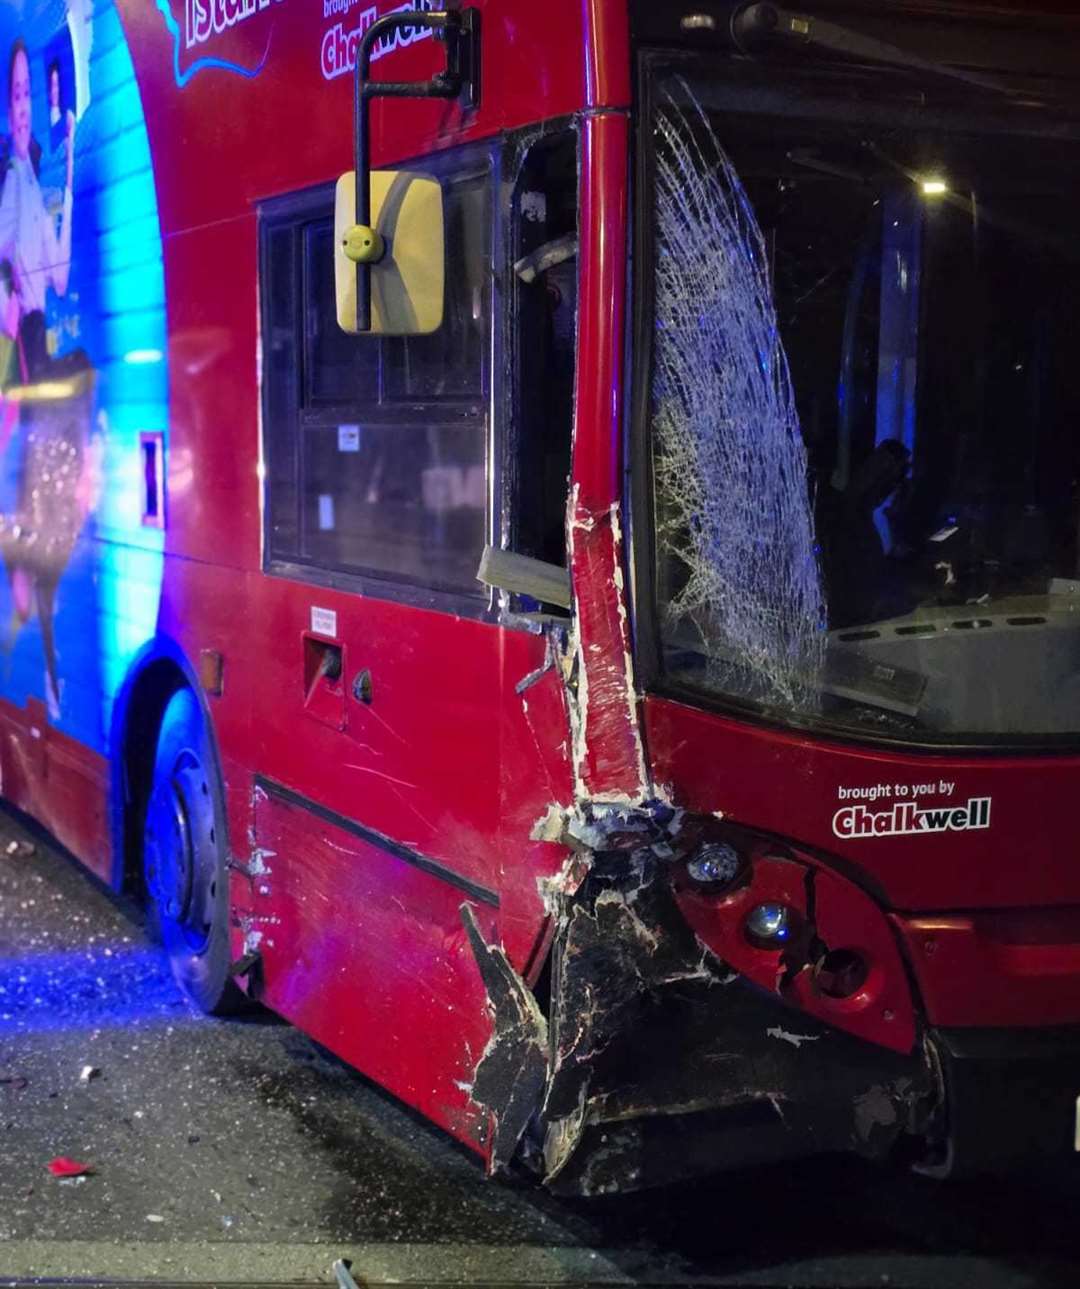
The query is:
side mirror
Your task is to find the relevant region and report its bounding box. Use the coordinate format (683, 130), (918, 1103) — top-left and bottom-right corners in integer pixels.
(334, 170), (445, 336)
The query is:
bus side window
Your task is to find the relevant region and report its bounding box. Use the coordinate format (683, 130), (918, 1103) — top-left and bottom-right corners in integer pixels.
(511, 131), (577, 573)
(260, 147), (492, 599)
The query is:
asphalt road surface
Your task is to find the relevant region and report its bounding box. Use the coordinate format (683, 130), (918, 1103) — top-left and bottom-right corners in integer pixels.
(2, 804), (1080, 1288)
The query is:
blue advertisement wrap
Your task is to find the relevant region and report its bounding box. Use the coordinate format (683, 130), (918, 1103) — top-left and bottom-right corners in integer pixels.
(0, 0), (166, 754)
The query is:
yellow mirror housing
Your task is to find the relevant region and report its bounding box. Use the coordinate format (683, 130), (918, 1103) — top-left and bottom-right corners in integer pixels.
(334, 170), (445, 336)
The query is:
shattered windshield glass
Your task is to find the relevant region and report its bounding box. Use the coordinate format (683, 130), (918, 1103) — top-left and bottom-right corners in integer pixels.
(647, 66), (1080, 741)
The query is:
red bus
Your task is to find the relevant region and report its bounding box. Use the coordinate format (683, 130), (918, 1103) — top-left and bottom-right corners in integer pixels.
(3, 0), (1080, 1193)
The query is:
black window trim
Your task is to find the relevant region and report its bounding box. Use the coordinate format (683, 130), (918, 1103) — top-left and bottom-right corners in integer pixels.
(498, 116), (581, 589)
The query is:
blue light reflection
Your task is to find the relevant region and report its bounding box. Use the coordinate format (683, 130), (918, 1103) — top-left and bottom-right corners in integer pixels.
(0, 946), (198, 1033)
(0, 0), (167, 746)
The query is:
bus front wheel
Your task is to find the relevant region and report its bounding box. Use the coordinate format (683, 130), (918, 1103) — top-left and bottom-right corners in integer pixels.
(142, 686), (242, 1014)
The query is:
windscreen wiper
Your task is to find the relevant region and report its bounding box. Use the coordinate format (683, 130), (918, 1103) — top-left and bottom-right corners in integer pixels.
(730, 3), (1037, 102)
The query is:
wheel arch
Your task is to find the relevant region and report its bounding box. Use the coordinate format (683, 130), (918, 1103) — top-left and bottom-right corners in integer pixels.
(108, 636), (228, 896)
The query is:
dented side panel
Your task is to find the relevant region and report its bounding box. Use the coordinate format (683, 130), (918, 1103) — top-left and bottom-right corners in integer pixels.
(243, 783), (497, 1150)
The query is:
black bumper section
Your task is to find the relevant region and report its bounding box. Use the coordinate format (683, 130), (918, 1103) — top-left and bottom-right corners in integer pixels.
(551, 1011), (1080, 1194)
(928, 1025), (1080, 1175)
(466, 845), (1080, 1193)
(546, 975), (937, 1195)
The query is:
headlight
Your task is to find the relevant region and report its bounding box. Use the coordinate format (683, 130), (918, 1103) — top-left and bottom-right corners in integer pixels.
(686, 841), (742, 888)
(745, 902), (791, 945)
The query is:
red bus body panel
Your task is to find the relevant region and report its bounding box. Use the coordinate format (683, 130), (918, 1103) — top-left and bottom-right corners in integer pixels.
(109, 0), (637, 1154)
(1, 0), (1078, 1181)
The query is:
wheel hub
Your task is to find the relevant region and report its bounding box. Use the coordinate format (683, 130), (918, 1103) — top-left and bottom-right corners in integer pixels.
(144, 755), (217, 951)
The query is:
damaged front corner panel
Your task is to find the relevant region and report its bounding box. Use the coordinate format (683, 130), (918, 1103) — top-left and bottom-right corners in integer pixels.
(462, 800), (702, 1183)
(464, 828), (936, 1193)
(539, 854), (715, 1183)
(460, 903), (549, 1174)
(531, 796), (684, 859)
(468, 794), (719, 1187)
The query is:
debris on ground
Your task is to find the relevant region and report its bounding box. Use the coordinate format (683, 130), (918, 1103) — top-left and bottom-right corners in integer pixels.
(333, 1259), (362, 1289)
(0, 1074), (28, 1089)
(47, 1157), (95, 1178)
(766, 1026), (821, 1049)
(79, 1065), (100, 1083)
(145, 1213), (165, 1223)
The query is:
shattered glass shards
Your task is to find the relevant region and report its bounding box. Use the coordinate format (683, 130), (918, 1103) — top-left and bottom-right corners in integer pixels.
(651, 80), (825, 711)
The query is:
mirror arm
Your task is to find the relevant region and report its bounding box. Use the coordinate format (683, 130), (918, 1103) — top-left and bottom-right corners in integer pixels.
(352, 9), (480, 331)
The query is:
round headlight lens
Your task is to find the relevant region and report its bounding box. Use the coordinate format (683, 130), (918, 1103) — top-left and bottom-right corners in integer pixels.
(745, 902), (791, 944)
(686, 842), (742, 888)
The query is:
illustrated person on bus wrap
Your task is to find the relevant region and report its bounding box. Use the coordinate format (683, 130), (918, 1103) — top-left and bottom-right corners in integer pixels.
(47, 60), (63, 152)
(0, 36), (92, 721)
(38, 56), (69, 220)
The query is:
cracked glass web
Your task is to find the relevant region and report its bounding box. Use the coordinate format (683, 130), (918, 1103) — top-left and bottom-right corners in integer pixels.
(651, 82), (825, 710)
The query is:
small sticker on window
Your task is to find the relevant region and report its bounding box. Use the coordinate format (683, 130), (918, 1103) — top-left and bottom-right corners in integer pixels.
(311, 606), (337, 638)
(338, 424), (360, 453)
(318, 494), (335, 530)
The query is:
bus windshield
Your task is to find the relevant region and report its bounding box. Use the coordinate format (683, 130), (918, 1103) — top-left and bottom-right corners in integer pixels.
(644, 64), (1080, 743)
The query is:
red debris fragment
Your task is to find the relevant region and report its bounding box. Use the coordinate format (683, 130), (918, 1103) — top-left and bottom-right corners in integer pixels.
(47, 1157), (95, 1178)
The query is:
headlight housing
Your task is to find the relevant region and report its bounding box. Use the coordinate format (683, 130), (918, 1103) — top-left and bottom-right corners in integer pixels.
(744, 901), (792, 945)
(685, 841), (743, 889)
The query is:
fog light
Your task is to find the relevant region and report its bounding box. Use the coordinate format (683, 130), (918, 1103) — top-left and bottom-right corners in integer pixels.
(686, 842), (742, 888)
(745, 902), (791, 945)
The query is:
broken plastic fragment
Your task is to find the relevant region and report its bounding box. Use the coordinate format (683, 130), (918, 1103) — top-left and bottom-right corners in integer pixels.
(765, 1025), (820, 1049)
(333, 1259), (362, 1289)
(530, 803), (566, 844)
(460, 904), (549, 1174)
(47, 1157), (94, 1178)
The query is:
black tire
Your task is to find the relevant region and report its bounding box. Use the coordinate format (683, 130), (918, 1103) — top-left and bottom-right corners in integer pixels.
(142, 686), (243, 1014)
